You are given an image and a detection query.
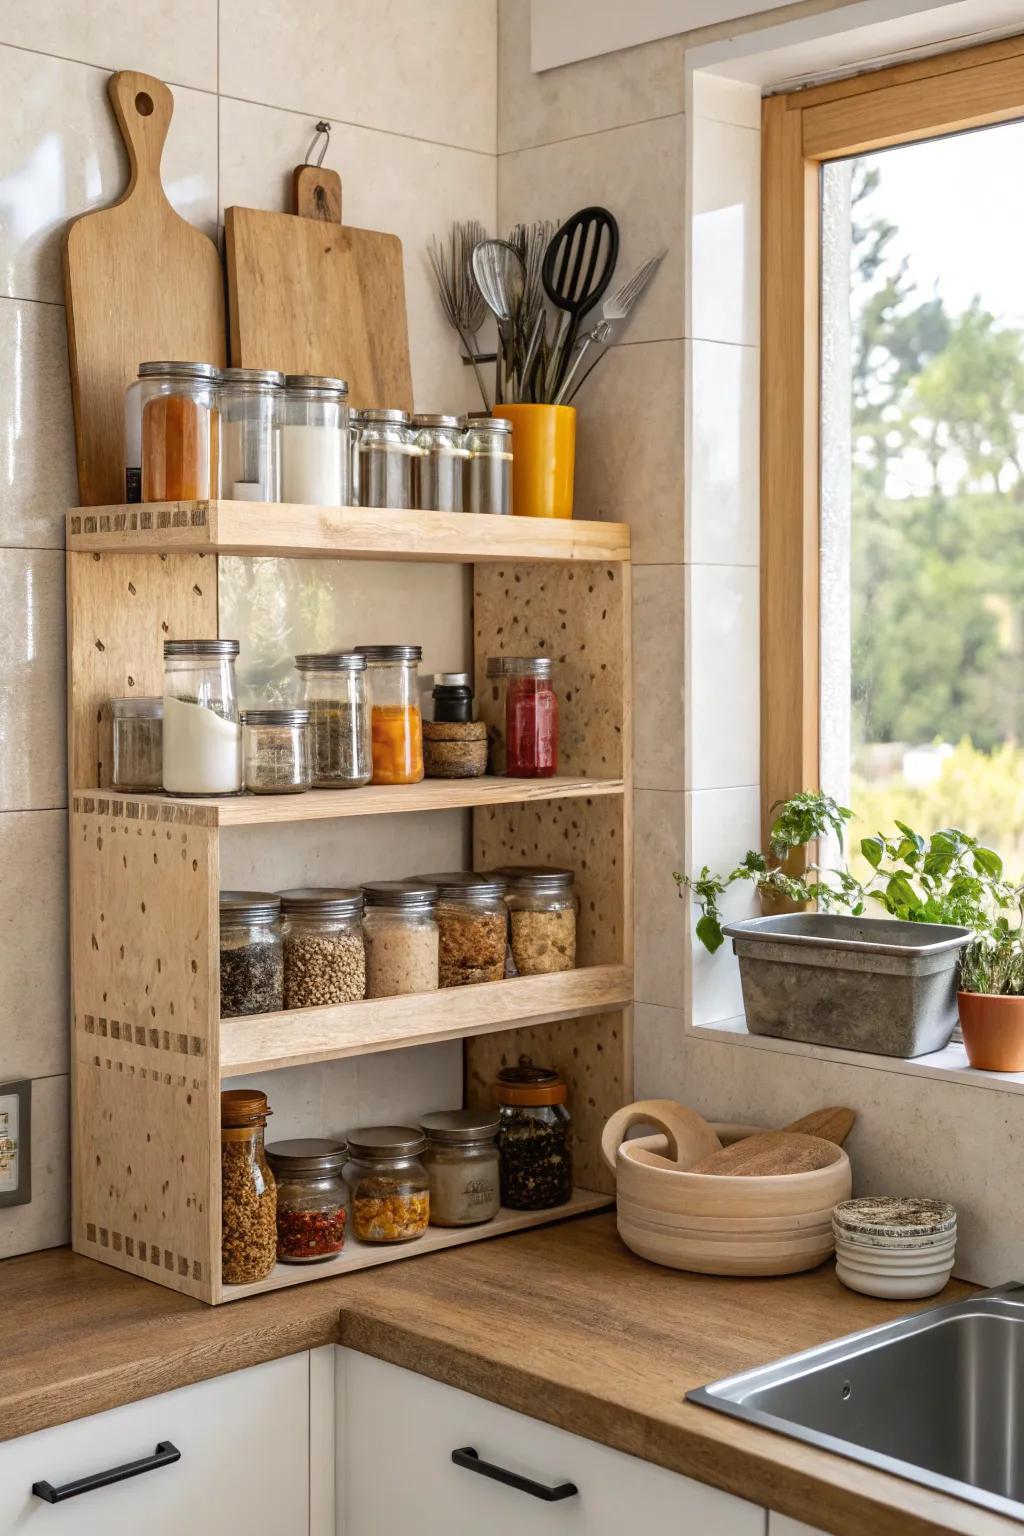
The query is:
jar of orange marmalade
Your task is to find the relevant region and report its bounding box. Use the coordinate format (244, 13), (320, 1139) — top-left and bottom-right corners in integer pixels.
(355, 644), (424, 785)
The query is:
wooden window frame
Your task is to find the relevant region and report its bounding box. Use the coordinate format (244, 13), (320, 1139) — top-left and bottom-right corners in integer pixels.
(760, 31), (1024, 845)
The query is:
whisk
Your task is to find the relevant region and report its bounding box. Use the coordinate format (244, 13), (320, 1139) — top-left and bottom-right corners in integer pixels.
(428, 220), (491, 409)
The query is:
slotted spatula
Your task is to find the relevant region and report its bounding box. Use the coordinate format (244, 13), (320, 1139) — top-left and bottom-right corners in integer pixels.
(542, 206), (618, 398)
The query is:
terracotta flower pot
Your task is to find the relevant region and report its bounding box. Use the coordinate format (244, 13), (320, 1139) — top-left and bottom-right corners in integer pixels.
(957, 990), (1024, 1072)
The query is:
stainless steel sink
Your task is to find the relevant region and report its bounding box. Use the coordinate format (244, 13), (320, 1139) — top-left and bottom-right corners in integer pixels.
(688, 1284), (1024, 1522)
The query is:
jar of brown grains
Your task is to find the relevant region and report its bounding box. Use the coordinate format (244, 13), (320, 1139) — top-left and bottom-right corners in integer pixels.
(433, 875), (508, 987)
(279, 887), (366, 1008)
(361, 881), (439, 997)
(221, 1088), (277, 1285)
(499, 867), (577, 975)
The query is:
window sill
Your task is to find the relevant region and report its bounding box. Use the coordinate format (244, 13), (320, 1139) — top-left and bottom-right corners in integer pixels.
(689, 1016), (1024, 1095)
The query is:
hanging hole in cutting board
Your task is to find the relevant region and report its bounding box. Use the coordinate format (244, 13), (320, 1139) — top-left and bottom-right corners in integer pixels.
(135, 92), (154, 116)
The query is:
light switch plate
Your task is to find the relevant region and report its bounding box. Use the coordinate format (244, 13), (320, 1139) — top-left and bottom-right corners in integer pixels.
(0, 1079), (31, 1208)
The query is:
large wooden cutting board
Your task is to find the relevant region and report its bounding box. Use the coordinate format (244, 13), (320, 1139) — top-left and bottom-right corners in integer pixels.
(63, 71), (226, 508)
(225, 165), (413, 412)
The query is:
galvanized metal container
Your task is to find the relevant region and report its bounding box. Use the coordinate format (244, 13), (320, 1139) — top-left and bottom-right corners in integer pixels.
(721, 913), (972, 1058)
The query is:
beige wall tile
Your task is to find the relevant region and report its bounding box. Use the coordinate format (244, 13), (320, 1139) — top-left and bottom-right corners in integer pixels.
(685, 563), (759, 791)
(0, 1074), (69, 1258)
(0, 812), (67, 1079)
(498, 0), (684, 155)
(0, 298), (78, 548)
(219, 98), (497, 416)
(574, 339), (684, 563)
(634, 1001), (688, 1099)
(632, 565), (684, 793)
(686, 339), (759, 567)
(219, 0), (497, 154)
(497, 114), (684, 347)
(0, 549), (66, 811)
(0, 46), (218, 304)
(0, 1), (218, 92)
(634, 789), (687, 1009)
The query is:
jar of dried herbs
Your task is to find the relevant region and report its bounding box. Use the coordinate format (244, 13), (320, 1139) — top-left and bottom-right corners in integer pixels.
(242, 707), (312, 794)
(435, 875), (508, 987)
(219, 891), (283, 1017)
(494, 1058), (573, 1211)
(110, 696), (163, 792)
(221, 1088), (277, 1285)
(344, 1126), (430, 1243)
(280, 887), (366, 1008)
(266, 1138), (349, 1264)
(499, 867), (577, 975)
(295, 651), (372, 789)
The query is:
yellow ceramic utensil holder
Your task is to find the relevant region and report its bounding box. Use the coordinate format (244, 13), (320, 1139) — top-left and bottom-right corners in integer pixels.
(493, 403), (576, 520)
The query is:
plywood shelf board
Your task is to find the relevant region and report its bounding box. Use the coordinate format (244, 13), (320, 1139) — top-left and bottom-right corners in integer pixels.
(67, 502), (631, 564)
(219, 965), (634, 1076)
(220, 1189), (612, 1300)
(71, 778), (625, 827)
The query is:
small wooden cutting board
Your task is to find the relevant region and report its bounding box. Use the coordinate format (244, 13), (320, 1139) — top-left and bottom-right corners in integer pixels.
(225, 162), (413, 411)
(63, 71), (226, 507)
(689, 1131), (841, 1177)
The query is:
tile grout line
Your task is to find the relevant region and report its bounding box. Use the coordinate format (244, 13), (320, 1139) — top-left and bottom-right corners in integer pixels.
(498, 107), (686, 157)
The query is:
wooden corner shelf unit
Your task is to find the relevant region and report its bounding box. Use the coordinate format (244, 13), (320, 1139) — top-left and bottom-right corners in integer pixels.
(67, 499), (634, 1303)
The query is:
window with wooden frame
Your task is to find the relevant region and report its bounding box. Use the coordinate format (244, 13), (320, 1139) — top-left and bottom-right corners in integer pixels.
(762, 33), (1024, 869)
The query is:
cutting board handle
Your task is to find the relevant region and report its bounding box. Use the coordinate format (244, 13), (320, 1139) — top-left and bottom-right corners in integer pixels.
(108, 70), (174, 203)
(293, 164), (342, 224)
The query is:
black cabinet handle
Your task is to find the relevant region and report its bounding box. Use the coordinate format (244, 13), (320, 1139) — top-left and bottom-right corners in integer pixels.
(32, 1440), (181, 1503)
(452, 1446), (578, 1502)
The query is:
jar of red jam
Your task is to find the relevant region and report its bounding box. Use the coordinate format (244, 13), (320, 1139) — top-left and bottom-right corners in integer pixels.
(504, 657), (558, 777)
(265, 1138), (348, 1264)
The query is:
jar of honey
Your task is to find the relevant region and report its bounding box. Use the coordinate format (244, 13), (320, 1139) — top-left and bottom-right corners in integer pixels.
(355, 644), (424, 785)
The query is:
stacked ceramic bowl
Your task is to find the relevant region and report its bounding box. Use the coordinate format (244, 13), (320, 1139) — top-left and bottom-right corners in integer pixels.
(833, 1197), (957, 1298)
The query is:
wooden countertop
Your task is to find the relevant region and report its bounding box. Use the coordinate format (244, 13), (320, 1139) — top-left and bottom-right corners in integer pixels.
(0, 1215), (1011, 1536)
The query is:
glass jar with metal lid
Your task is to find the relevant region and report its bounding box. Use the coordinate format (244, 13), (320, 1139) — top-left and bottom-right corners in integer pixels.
(499, 866), (577, 975)
(221, 1088), (277, 1285)
(435, 874), (508, 987)
(110, 696), (163, 792)
(140, 360), (221, 502)
(411, 414), (469, 513)
(465, 415), (512, 515)
(221, 366), (284, 502)
(279, 887), (365, 1008)
(295, 652), (372, 789)
(344, 1126), (430, 1243)
(420, 1110), (500, 1227)
(356, 644), (424, 785)
(219, 890), (283, 1017)
(281, 375), (350, 507)
(242, 707), (311, 794)
(265, 1138), (349, 1263)
(163, 638), (242, 795)
(353, 408), (417, 510)
(361, 880), (438, 997)
(504, 655), (558, 778)
(494, 1058), (573, 1211)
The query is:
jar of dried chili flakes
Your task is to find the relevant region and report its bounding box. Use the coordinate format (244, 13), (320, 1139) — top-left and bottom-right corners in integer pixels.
(265, 1138), (349, 1264)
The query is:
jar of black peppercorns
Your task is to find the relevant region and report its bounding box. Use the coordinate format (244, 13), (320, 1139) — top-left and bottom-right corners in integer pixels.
(494, 1057), (572, 1211)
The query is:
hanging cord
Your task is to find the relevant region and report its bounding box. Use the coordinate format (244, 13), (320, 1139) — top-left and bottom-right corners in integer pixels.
(304, 120), (332, 219)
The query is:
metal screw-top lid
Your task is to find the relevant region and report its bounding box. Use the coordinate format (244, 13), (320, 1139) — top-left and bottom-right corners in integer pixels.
(278, 887), (364, 919)
(433, 672), (471, 689)
(497, 865), (574, 895)
(294, 651), (367, 672)
(266, 1137), (349, 1173)
(469, 415), (512, 436)
(355, 644), (422, 664)
(284, 374), (349, 396)
(221, 367), (285, 388)
(358, 407), (410, 424)
(412, 414), (462, 429)
(346, 1125), (428, 1159)
(139, 360), (221, 382)
(494, 1056), (567, 1107)
(436, 876), (507, 904)
(361, 880), (437, 911)
(501, 656), (553, 679)
(110, 696), (163, 718)
(219, 889), (281, 925)
(164, 638), (240, 658)
(241, 708), (310, 727)
(420, 1109), (500, 1144)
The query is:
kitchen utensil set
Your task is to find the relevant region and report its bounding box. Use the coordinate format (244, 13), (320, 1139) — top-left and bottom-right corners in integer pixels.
(428, 207), (665, 409)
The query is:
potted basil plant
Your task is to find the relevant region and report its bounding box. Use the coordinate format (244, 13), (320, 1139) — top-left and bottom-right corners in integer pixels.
(958, 915), (1024, 1072)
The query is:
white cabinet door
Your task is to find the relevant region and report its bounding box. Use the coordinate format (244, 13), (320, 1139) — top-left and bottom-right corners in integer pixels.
(770, 1517), (828, 1535)
(339, 1348), (763, 1535)
(0, 1352), (309, 1535)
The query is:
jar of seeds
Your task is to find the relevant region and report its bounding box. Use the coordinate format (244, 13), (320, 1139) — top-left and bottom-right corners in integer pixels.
(361, 881), (439, 997)
(435, 875), (508, 987)
(500, 866), (577, 975)
(242, 707), (311, 794)
(221, 1088), (277, 1285)
(494, 1058), (573, 1212)
(295, 652), (372, 789)
(110, 696), (163, 792)
(219, 891), (283, 1017)
(280, 888), (366, 1009)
